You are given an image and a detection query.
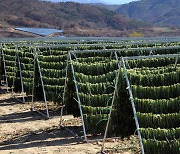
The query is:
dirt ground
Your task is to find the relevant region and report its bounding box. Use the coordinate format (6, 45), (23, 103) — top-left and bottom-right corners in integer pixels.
(0, 88), (140, 154)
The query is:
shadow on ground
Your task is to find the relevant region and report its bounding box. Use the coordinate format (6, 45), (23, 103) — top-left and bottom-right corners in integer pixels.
(0, 89), (85, 151)
(0, 126), (83, 150)
(0, 108), (63, 123)
(0, 93), (62, 123)
(0, 97), (24, 107)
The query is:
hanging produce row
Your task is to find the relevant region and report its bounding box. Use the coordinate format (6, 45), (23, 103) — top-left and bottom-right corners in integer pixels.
(19, 48), (34, 95)
(134, 97), (180, 114)
(129, 69), (180, 86)
(38, 48), (68, 104)
(72, 53), (119, 133)
(126, 57), (180, 153)
(0, 48), (17, 87)
(0, 41), (179, 154)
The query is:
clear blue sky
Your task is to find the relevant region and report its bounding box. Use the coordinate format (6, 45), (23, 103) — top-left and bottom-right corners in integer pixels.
(104, 0), (139, 5)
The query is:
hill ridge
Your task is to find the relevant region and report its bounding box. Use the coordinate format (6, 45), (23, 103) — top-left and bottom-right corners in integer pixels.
(116, 0), (180, 27)
(1, 0), (180, 37)
(0, 0), (148, 37)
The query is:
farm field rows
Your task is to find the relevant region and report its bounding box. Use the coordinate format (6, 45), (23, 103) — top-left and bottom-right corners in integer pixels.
(0, 38), (180, 153)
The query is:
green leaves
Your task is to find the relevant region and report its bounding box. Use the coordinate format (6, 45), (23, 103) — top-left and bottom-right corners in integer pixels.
(132, 83), (180, 99)
(2, 48), (17, 87)
(137, 112), (180, 129)
(143, 139), (180, 154)
(129, 69), (180, 86)
(38, 49), (67, 104)
(135, 97), (180, 114)
(128, 57), (180, 153)
(19, 48), (34, 95)
(128, 58), (176, 68)
(73, 54), (118, 134)
(141, 128), (180, 140)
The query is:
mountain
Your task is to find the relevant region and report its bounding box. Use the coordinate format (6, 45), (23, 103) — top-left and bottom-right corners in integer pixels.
(116, 0), (180, 27)
(43, 0), (108, 4)
(91, 3), (121, 12)
(0, 0), (149, 37)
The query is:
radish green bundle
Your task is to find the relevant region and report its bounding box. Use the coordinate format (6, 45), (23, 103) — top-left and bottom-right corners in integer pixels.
(18, 47), (34, 95)
(1, 48), (17, 87)
(143, 139), (180, 154)
(126, 57), (180, 154)
(38, 48), (68, 104)
(72, 52), (119, 134)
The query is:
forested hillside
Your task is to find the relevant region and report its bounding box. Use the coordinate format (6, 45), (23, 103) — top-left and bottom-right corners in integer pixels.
(116, 0), (180, 27)
(0, 0), (148, 37)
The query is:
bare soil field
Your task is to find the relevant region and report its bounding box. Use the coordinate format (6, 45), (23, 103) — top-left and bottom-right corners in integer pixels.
(0, 88), (140, 154)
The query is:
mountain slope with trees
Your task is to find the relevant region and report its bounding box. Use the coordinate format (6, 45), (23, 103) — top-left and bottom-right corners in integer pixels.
(0, 0), (179, 37)
(116, 0), (180, 27)
(0, 0), (149, 37)
(43, 0), (105, 4)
